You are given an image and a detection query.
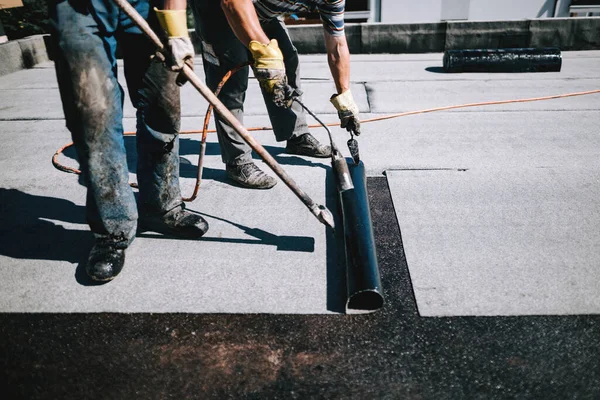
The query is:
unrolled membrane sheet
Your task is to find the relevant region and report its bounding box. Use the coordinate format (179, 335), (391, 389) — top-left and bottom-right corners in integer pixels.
(387, 168), (600, 317)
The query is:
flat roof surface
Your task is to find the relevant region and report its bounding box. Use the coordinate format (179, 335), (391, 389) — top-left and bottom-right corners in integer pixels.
(1, 51), (600, 397)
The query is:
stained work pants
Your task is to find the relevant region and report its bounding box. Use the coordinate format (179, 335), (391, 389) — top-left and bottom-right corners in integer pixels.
(50, 0), (183, 248)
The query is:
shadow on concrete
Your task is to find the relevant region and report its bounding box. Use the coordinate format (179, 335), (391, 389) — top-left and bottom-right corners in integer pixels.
(179, 136), (329, 170)
(138, 209), (316, 253)
(273, 153), (330, 170)
(0, 188), (92, 263)
(425, 66), (446, 74)
(62, 136), (330, 187)
(58, 136), (344, 302)
(74, 261), (111, 287)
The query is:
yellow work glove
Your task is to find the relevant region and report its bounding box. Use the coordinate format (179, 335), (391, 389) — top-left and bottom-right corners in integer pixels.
(249, 39), (293, 108)
(330, 90), (361, 136)
(154, 8), (194, 85)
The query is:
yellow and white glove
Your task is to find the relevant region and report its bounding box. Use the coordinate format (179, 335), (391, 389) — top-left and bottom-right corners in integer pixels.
(154, 8), (194, 84)
(249, 39), (293, 108)
(330, 90), (361, 136)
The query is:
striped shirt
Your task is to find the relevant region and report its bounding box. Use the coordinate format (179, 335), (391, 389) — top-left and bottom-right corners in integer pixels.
(253, 0), (345, 36)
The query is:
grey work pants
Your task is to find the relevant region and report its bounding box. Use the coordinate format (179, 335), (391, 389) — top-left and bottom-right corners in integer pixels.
(191, 1), (309, 166)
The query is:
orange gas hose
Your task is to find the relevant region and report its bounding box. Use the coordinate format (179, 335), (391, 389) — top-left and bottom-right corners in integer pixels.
(52, 84), (600, 201)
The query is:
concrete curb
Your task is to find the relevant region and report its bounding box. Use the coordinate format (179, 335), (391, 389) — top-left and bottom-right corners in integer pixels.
(287, 17), (600, 54)
(361, 22), (447, 53)
(1, 18), (599, 76)
(0, 34), (50, 77)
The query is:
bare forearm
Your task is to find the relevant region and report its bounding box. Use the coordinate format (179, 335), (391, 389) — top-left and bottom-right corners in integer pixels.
(162, 0), (186, 10)
(325, 34), (351, 94)
(221, 0), (269, 46)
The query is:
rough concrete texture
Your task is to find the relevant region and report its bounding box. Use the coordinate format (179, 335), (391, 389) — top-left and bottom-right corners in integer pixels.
(530, 17), (600, 50)
(361, 22), (447, 54)
(0, 41), (24, 76)
(387, 168), (600, 316)
(445, 20), (532, 50)
(0, 35), (49, 77)
(17, 35), (50, 68)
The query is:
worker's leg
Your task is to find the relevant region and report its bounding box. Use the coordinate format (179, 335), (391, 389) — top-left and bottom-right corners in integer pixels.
(50, 0), (137, 249)
(259, 18), (308, 141)
(261, 18), (331, 157)
(190, 0), (276, 189)
(119, 7), (208, 238)
(49, 0), (138, 281)
(190, 0), (253, 166)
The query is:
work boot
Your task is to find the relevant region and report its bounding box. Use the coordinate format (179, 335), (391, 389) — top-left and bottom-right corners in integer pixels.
(286, 133), (332, 158)
(226, 162), (277, 189)
(139, 204), (209, 239)
(86, 244), (126, 282)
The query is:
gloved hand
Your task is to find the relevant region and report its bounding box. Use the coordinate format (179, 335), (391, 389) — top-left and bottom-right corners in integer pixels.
(249, 39), (293, 108)
(330, 90), (361, 136)
(154, 8), (194, 85)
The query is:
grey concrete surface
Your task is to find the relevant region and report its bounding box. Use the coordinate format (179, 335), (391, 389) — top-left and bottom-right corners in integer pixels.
(0, 117), (337, 313)
(387, 168), (600, 316)
(0, 51), (599, 314)
(0, 41), (24, 77)
(0, 61), (369, 120)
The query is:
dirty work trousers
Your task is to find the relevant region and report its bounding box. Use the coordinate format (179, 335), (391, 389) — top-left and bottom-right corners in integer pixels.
(190, 0), (309, 166)
(49, 0), (183, 248)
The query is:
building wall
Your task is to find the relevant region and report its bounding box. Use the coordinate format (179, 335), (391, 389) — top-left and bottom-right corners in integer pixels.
(379, 0), (443, 23)
(378, 0), (572, 23)
(469, 0), (555, 20)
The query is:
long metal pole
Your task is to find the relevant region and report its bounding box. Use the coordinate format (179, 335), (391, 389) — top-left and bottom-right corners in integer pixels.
(112, 0), (334, 229)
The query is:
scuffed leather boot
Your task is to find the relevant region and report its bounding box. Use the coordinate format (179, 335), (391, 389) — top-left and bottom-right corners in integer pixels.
(286, 133), (332, 158)
(139, 204), (209, 239)
(86, 244), (126, 282)
(226, 162), (277, 189)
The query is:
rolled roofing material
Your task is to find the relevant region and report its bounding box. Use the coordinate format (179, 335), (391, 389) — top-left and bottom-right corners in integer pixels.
(443, 48), (562, 73)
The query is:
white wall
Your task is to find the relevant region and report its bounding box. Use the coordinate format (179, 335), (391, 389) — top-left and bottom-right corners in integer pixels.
(380, 0), (443, 23)
(378, 0), (569, 23)
(468, 0), (556, 20)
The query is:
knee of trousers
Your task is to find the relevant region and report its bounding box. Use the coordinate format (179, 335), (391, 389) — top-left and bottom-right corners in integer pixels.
(137, 61), (182, 136)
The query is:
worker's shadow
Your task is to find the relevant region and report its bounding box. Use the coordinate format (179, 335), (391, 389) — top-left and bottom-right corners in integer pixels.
(0, 188), (92, 264)
(142, 209), (317, 254)
(62, 137), (330, 186)
(62, 137), (346, 306)
(179, 138), (345, 311)
(177, 137), (330, 181)
(158, 137), (345, 311)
